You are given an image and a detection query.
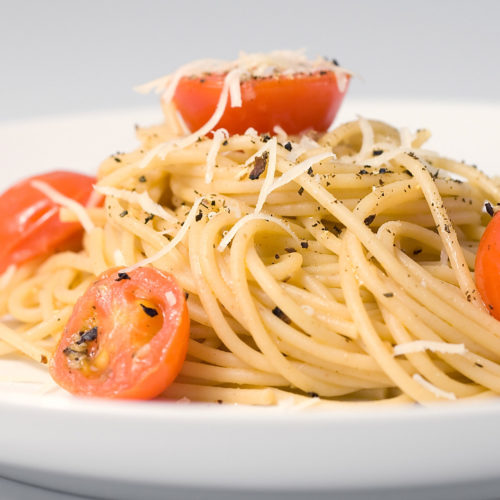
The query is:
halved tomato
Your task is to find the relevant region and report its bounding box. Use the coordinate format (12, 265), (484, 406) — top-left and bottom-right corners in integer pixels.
(476, 212), (500, 319)
(50, 267), (190, 399)
(0, 171), (96, 273)
(172, 71), (349, 135)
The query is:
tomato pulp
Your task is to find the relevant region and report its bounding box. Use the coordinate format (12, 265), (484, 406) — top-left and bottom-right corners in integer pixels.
(50, 267), (190, 399)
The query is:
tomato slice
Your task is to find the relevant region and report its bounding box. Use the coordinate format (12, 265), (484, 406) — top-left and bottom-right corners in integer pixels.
(0, 171), (97, 273)
(50, 267), (190, 399)
(476, 212), (500, 319)
(172, 71), (349, 135)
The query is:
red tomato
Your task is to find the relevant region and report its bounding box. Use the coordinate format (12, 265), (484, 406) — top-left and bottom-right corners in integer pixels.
(0, 171), (97, 273)
(50, 267), (190, 399)
(172, 71), (349, 135)
(476, 212), (500, 319)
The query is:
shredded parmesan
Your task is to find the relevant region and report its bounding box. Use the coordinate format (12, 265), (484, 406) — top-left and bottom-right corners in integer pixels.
(123, 197), (205, 273)
(135, 50), (352, 97)
(267, 152), (334, 195)
(31, 180), (95, 233)
(254, 137), (278, 214)
(217, 213), (299, 252)
(393, 341), (467, 357)
(94, 185), (177, 224)
(165, 291), (177, 307)
(205, 129), (229, 184)
(413, 374), (456, 401)
(139, 69), (242, 169)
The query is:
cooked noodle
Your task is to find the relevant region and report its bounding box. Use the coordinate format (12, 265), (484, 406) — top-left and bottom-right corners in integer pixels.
(1, 102), (499, 408)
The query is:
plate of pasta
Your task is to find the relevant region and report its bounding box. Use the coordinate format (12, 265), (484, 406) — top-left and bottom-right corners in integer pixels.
(1, 51), (500, 499)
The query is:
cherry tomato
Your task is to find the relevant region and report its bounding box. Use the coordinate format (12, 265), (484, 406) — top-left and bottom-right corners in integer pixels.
(0, 171), (97, 273)
(50, 267), (190, 399)
(476, 212), (500, 319)
(172, 71), (349, 135)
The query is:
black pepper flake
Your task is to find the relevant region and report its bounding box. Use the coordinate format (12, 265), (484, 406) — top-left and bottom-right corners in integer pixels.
(372, 149), (383, 156)
(275, 254), (280, 260)
(284, 142), (292, 151)
(144, 213), (154, 224)
(185, 292), (189, 299)
(475, 362), (484, 368)
(262, 134), (271, 143)
(116, 272), (131, 281)
(113, 157), (122, 163)
(195, 210), (203, 222)
(272, 306), (291, 324)
(379, 168), (392, 174)
(298, 187), (304, 196)
(76, 326), (98, 344)
(407, 151), (418, 159)
(358, 169), (369, 175)
(383, 292), (394, 298)
(443, 224), (451, 234)
(140, 303), (158, 317)
(364, 214), (376, 226)
(249, 152), (268, 180)
(119, 210), (128, 217)
(284, 247), (296, 253)
(332, 58), (339, 66)
(403, 169), (413, 177)
(217, 399), (223, 404)
(413, 248), (422, 255)
(307, 392), (319, 398)
(211, 200), (216, 206)
(300, 241), (309, 249)
(222, 140), (228, 146)
(485, 202), (494, 217)
(307, 166), (314, 176)
(138, 175), (147, 183)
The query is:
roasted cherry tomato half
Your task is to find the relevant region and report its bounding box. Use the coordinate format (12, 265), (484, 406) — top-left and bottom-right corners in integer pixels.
(0, 171), (97, 273)
(476, 212), (500, 319)
(172, 71), (349, 135)
(50, 267), (190, 399)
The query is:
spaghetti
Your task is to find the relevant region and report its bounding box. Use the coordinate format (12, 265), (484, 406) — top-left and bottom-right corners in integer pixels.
(1, 53), (499, 407)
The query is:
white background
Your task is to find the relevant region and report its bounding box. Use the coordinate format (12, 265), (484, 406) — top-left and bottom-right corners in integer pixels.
(1, 0), (499, 121)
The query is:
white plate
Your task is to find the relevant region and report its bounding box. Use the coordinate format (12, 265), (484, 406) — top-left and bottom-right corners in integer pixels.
(0, 100), (500, 500)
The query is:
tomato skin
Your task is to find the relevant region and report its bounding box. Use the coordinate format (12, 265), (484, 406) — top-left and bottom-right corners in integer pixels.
(172, 71), (349, 135)
(49, 267), (190, 399)
(0, 171), (97, 273)
(476, 213), (500, 319)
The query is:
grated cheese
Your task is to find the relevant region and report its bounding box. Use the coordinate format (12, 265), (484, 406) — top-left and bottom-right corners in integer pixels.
(135, 50), (352, 97)
(139, 69), (242, 169)
(254, 137), (278, 214)
(94, 185), (177, 224)
(413, 374), (456, 401)
(217, 213), (299, 252)
(122, 197), (205, 273)
(165, 290), (177, 307)
(31, 180), (95, 233)
(205, 128), (229, 184)
(393, 341), (467, 357)
(266, 152), (334, 194)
